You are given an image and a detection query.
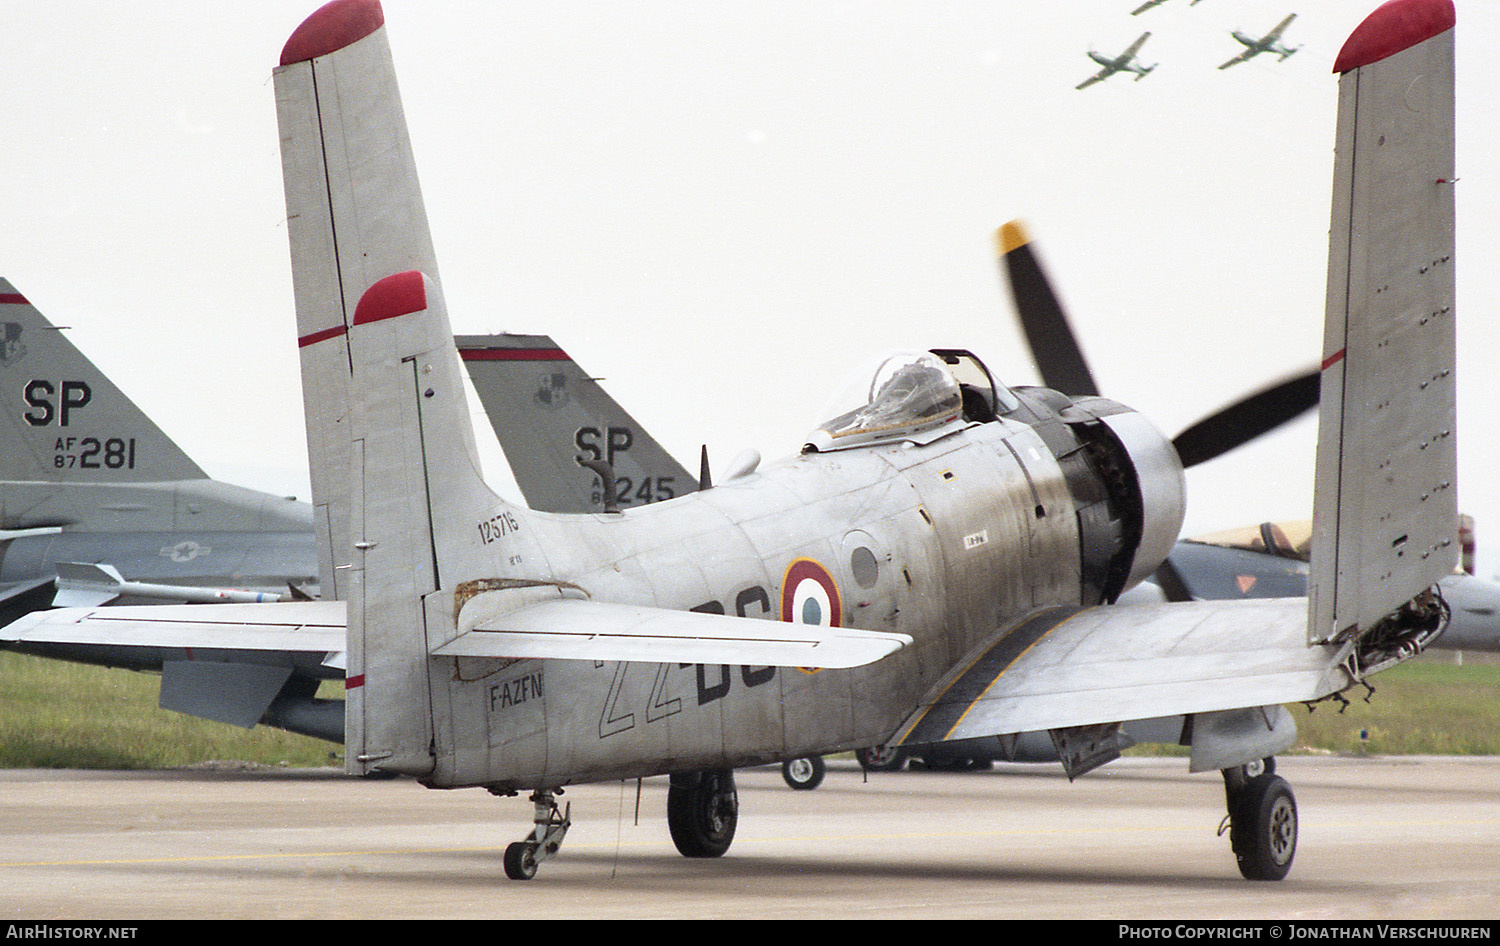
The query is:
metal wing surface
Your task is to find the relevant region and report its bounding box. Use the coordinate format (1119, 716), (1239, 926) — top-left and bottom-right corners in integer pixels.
(1122, 32), (1151, 58)
(1219, 49), (1259, 69)
(2, 598), (910, 671)
(1075, 71), (1109, 90)
(441, 597), (911, 669)
(895, 598), (1347, 746)
(1264, 15), (1297, 42)
(1, 601), (347, 659)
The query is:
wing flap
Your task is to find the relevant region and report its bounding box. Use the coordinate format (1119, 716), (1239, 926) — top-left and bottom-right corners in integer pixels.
(896, 599), (1349, 746)
(438, 597), (911, 669)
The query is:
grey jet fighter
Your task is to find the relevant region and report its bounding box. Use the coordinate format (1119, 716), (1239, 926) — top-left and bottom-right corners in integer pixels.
(1220, 14), (1301, 69)
(1077, 32), (1156, 89)
(4, 0), (1461, 885)
(0, 279), (318, 621)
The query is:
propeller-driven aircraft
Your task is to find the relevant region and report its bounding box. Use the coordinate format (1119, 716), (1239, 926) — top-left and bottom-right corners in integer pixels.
(1076, 32), (1157, 89)
(1219, 14), (1301, 69)
(1132, 0), (1205, 14)
(3, 0), (1460, 887)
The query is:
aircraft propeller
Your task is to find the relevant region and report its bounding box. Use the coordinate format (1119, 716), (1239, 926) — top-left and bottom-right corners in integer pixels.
(996, 220), (1319, 469)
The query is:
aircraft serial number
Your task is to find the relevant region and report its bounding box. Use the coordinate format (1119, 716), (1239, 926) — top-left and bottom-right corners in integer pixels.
(591, 475), (676, 507)
(477, 510), (521, 544)
(52, 436), (137, 470)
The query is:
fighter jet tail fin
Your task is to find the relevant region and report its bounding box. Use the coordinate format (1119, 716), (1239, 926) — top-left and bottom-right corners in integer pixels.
(1310, 0), (1457, 651)
(457, 335), (695, 514)
(0, 281), (206, 484)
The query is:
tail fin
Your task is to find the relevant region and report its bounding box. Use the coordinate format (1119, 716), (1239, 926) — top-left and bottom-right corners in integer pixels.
(0, 280), (205, 484)
(1310, 0), (1457, 646)
(457, 335), (695, 513)
(345, 272), (505, 776)
(273, 0), (437, 602)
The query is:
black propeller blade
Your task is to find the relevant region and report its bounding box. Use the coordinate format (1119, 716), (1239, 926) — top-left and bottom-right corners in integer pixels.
(998, 221), (1100, 398)
(996, 220), (1319, 469)
(1169, 370), (1320, 469)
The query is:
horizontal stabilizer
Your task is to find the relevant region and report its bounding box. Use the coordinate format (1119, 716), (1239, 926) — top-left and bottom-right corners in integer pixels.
(442, 597), (912, 669)
(0, 594), (909, 672)
(1, 601), (346, 657)
(895, 599), (1350, 748)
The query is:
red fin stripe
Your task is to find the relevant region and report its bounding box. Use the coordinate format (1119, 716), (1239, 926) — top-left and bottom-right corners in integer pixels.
(459, 348), (570, 362)
(298, 324), (348, 348)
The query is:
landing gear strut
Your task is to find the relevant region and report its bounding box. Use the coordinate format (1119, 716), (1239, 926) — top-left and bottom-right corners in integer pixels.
(667, 768), (738, 857)
(503, 788), (571, 880)
(1220, 758), (1296, 881)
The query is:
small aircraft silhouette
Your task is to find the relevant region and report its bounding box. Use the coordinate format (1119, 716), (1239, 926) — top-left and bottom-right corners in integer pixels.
(1076, 32), (1156, 89)
(1220, 14), (1301, 69)
(1132, 0), (1205, 15)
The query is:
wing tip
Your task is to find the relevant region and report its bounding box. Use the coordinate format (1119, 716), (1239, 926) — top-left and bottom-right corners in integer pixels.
(280, 0), (386, 67)
(1333, 0), (1454, 74)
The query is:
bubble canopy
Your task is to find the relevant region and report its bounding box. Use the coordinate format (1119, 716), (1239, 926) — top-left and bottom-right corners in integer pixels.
(804, 351), (968, 452)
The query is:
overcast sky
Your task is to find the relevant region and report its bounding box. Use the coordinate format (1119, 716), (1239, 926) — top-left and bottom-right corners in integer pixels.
(2, 1), (1496, 569)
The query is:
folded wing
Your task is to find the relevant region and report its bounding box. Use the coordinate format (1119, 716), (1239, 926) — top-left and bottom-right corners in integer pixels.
(895, 599), (1352, 747)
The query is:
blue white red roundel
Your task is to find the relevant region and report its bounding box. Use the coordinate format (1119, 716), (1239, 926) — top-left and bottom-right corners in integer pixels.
(781, 558), (842, 627)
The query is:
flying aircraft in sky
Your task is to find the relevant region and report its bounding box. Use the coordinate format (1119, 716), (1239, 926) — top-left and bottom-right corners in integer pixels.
(1219, 14), (1301, 69)
(3, 0), (1460, 886)
(1132, 0), (1205, 14)
(1076, 32), (1156, 89)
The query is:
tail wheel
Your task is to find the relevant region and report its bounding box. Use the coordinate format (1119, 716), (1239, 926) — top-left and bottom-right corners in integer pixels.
(855, 744), (908, 772)
(781, 756), (826, 790)
(503, 841), (538, 880)
(667, 769), (739, 858)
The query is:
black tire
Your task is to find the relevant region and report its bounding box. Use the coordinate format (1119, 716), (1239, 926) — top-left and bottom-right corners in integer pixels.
(1231, 773), (1297, 881)
(667, 769), (738, 858)
(855, 744), (908, 772)
(781, 756), (826, 790)
(503, 841), (538, 880)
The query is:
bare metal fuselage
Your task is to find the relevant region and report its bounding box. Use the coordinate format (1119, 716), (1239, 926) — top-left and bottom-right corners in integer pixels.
(422, 412), (1092, 792)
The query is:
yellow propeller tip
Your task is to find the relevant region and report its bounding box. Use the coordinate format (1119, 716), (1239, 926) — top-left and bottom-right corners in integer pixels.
(997, 221), (1031, 256)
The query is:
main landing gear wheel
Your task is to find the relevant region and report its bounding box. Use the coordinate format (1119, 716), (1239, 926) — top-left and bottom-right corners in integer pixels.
(667, 768), (739, 858)
(1221, 763), (1297, 881)
(855, 743), (908, 772)
(781, 756), (826, 790)
(503, 788), (571, 880)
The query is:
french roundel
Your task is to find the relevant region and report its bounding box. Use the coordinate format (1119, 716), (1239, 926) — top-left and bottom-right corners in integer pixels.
(781, 558), (842, 628)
